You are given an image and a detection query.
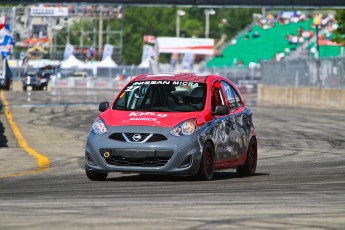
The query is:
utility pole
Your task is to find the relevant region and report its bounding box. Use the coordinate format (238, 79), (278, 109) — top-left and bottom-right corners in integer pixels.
(98, 8), (103, 60)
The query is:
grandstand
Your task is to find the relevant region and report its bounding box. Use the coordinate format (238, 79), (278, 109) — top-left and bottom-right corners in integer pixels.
(308, 41), (344, 58)
(207, 19), (314, 68)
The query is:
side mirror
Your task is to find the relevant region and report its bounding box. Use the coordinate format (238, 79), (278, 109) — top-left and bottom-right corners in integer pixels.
(99, 101), (109, 112)
(213, 105), (230, 116)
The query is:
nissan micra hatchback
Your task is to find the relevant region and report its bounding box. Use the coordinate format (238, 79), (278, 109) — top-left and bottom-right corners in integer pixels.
(85, 73), (257, 181)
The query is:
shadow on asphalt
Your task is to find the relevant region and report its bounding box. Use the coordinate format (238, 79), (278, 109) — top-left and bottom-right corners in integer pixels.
(0, 112), (8, 147)
(105, 172), (269, 182)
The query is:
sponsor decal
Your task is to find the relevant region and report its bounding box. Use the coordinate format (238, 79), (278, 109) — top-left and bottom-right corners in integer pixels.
(132, 81), (199, 86)
(124, 85), (141, 92)
(129, 117), (158, 122)
(30, 7), (69, 17)
(129, 112), (167, 118)
(96, 82), (108, 87)
(127, 112), (168, 123)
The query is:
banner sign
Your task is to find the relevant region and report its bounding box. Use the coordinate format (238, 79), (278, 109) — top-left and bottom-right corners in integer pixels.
(0, 24), (13, 58)
(141, 44), (154, 62)
(102, 44), (114, 60)
(157, 37), (214, 55)
(144, 35), (156, 44)
(30, 7), (69, 17)
(64, 44), (74, 61)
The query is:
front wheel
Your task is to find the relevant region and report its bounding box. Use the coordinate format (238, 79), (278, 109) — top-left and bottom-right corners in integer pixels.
(85, 166), (108, 181)
(196, 142), (215, 181)
(236, 140), (257, 176)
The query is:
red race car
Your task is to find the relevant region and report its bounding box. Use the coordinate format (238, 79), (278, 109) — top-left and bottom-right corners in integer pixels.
(85, 73), (257, 181)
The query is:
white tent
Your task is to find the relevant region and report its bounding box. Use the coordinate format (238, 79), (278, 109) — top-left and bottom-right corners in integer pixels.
(95, 56), (118, 68)
(138, 57), (152, 68)
(61, 55), (86, 68)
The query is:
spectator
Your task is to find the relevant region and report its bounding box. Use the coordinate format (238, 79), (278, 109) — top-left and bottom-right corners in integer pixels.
(252, 31), (260, 38)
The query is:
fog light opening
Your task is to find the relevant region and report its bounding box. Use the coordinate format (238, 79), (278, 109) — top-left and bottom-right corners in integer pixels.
(86, 152), (96, 166)
(103, 151), (111, 159)
(179, 155), (192, 168)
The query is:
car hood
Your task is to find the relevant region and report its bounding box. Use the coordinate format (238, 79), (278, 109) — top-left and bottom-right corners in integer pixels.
(100, 109), (201, 128)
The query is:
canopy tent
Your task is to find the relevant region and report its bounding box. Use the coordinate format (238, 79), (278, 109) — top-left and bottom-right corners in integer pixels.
(95, 56), (118, 68)
(60, 55), (86, 69)
(138, 57), (152, 68)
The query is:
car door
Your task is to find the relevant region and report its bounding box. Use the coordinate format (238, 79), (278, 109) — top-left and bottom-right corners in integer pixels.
(207, 80), (236, 169)
(221, 80), (251, 164)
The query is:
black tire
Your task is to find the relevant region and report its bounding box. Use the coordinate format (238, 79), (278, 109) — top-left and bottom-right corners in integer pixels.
(196, 142), (215, 181)
(23, 86), (27, 91)
(85, 166), (108, 181)
(236, 140), (257, 176)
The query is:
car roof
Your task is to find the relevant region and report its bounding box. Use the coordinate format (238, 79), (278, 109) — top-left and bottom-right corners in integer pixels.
(134, 73), (208, 83)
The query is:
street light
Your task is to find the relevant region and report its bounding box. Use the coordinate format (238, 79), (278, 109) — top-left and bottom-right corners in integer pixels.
(176, 10), (185, 37)
(313, 15), (322, 87)
(204, 9), (216, 38)
(313, 15), (321, 58)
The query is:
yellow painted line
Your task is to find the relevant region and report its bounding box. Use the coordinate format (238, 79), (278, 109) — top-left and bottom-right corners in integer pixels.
(0, 91), (50, 179)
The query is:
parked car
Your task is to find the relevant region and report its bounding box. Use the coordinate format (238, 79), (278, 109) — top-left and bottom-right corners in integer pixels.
(85, 73), (257, 181)
(22, 71), (49, 91)
(22, 65), (58, 91)
(0, 59), (13, 91)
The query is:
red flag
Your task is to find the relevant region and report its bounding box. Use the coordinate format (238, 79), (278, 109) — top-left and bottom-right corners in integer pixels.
(0, 16), (5, 30)
(144, 35), (156, 44)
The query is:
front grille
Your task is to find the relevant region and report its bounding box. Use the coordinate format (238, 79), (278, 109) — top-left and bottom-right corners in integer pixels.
(100, 149), (173, 167)
(108, 133), (168, 143)
(126, 133), (151, 141)
(109, 133), (125, 142)
(146, 134), (167, 142)
(107, 156), (170, 167)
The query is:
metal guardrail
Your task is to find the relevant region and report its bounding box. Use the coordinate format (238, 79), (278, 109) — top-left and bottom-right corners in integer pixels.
(50, 77), (132, 90)
(261, 57), (345, 89)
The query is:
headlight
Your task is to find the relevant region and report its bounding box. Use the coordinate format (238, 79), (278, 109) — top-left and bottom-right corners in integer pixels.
(90, 118), (108, 134)
(170, 119), (196, 136)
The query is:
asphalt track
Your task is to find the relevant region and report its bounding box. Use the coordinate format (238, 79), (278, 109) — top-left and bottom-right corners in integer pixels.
(0, 89), (344, 230)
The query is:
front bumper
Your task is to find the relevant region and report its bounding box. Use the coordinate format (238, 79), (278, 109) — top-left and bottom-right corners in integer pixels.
(85, 126), (202, 176)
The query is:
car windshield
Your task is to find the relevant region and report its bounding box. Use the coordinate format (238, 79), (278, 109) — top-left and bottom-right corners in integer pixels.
(113, 81), (206, 112)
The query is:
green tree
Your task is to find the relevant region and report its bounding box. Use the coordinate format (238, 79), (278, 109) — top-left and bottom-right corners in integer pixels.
(59, 7), (260, 65)
(120, 7), (259, 64)
(121, 7), (176, 64)
(332, 10), (345, 45)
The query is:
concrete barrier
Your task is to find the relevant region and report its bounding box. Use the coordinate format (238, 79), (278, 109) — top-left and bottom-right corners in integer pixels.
(12, 81), (22, 91)
(258, 84), (345, 110)
(50, 78), (131, 91)
(10, 78), (129, 92)
(10, 81), (53, 92)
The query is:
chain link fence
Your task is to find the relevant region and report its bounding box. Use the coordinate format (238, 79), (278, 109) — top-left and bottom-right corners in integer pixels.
(206, 66), (261, 83)
(261, 57), (345, 89)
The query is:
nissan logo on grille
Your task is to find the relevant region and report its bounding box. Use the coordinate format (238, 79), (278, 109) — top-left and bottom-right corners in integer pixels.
(132, 134), (142, 142)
